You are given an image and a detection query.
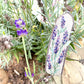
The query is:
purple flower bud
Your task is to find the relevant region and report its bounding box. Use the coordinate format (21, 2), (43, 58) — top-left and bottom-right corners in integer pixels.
(32, 73), (34, 77)
(15, 18), (25, 28)
(25, 72), (34, 77)
(17, 29), (28, 36)
(25, 72), (27, 77)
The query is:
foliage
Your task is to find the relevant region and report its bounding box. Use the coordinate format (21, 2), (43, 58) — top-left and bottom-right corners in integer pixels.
(0, 0), (84, 67)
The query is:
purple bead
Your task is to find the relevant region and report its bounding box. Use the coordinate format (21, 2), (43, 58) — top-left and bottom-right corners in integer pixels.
(58, 50), (66, 64)
(52, 33), (56, 40)
(54, 36), (60, 54)
(47, 55), (51, 69)
(47, 55), (50, 62)
(48, 63), (51, 69)
(61, 16), (65, 28)
(62, 31), (68, 44)
(52, 25), (57, 40)
(53, 25), (57, 31)
(54, 47), (58, 54)
(58, 56), (63, 64)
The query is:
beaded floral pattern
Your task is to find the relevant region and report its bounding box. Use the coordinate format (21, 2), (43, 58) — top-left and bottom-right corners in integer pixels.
(47, 55), (51, 69)
(61, 16), (65, 28)
(52, 25), (57, 40)
(54, 36), (60, 54)
(46, 13), (74, 75)
(62, 31), (68, 44)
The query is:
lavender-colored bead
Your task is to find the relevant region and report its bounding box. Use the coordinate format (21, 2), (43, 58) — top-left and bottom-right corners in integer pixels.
(61, 16), (65, 28)
(54, 47), (58, 54)
(62, 31), (68, 44)
(47, 55), (50, 62)
(52, 32), (56, 40)
(52, 25), (57, 40)
(54, 36), (60, 54)
(53, 25), (57, 31)
(58, 56), (63, 64)
(58, 50), (66, 64)
(48, 63), (51, 69)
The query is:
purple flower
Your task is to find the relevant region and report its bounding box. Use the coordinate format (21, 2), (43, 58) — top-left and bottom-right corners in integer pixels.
(62, 31), (68, 44)
(15, 18), (25, 28)
(54, 36), (60, 54)
(61, 16), (65, 28)
(31, 73), (34, 77)
(25, 72), (27, 77)
(52, 25), (57, 40)
(17, 29), (28, 36)
(25, 72), (34, 77)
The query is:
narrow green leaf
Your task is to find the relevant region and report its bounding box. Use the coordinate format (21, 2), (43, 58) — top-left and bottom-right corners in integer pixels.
(28, 50), (32, 59)
(14, 52), (19, 63)
(33, 61), (35, 74)
(70, 42), (75, 49)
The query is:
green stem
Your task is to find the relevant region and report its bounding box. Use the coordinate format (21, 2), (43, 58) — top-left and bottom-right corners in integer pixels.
(22, 36), (34, 84)
(22, 36), (31, 76)
(31, 78), (34, 84)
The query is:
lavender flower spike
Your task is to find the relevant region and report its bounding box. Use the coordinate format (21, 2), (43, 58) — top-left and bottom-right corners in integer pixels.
(17, 29), (28, 36)
(15, 18), (25, 28)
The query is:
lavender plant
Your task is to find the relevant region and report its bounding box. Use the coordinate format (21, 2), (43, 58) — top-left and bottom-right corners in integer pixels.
(14, 18), (35, 84)
(0, 0), (84, 83)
